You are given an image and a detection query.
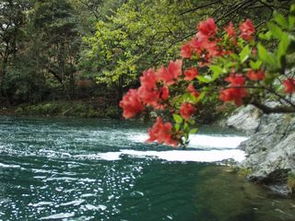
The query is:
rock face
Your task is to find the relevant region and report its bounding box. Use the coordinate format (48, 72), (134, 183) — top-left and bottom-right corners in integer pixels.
(226, 105), (295, 196)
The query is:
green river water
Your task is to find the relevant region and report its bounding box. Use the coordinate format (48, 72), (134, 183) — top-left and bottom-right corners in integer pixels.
(0, 116), (294, 221)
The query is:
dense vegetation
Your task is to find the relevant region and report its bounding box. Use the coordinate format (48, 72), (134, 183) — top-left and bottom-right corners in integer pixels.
(120, 6), (295, 146)
(0, 0), (292, 118)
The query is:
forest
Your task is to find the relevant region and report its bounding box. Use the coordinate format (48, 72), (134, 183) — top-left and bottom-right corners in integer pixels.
(0, 0), (292, 118)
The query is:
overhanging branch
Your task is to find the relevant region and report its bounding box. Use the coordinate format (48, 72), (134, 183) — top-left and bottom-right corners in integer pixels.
(250, 100), (295, 114)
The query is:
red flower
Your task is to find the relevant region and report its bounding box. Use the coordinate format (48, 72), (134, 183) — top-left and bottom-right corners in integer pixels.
(156, 60), (182, 85)
(119, 89), (144, 119)
(160, 86), (169, 100)
(181, 43), (193, 58)
(224, 22), (236, 38)
(187, 84), (200, 98)
(197, 18), (217, 38)
(220, 74), (248, 106)
(140, 69), (157, 89)
(138, 86), (159, 107)
(147, 117), (178, 146)
(184, 67), (198, 81)
(201, 39), (219, 57)
(239, 19), (255, 41)
(190, 37), (202, 54)
(191, 32), (220, 65)
(219, 88), (248, 106)
(225, 74), (246, 86)
(247, 70), (265, 81)
(180, 103), (196, 120)
(283, 78), (295, 94)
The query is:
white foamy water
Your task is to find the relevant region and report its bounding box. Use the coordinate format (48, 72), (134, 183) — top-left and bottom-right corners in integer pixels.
(74, 148), (246, 163)
(129, 133), (248, 149)
(96, 149), (246, 162)
(107, 132), (249, 162)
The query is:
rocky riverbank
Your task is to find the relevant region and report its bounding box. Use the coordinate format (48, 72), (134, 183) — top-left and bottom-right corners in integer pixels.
(225, 104), (295, 197)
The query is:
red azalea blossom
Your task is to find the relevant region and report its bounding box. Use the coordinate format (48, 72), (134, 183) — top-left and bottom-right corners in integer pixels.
(239, 19), (255, 41)
(202, 39), (219, 57)
(181, 43), (193, 58)
(197, 18), (217, 38)
(220, 74), (248, 105)
(225, 74), (246, 86)
(160, 86), (169, 100)
(119, 89), (144, 119)
(167, 59), (182, 79)
(156, 60), (182, 85)
(184, 67), (198, 81)
(140, 69), (157, 89)
(147, 117), (178, 146)
(138, 85), (160, 107)
(283, 78), (295, 94)
(180, 103), (196, 120)
(190, 37), (202, 54)
(247, 70), (265, 81)
(224, 22), (236, 38)
(219, 88), (248, 106)
(187, 84), (200, 98)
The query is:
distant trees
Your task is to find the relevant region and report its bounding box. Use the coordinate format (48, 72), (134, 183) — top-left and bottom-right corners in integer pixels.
(0, 0), (293, 107)
(81, 0), (292, 99)
(0, 0), (31, 100)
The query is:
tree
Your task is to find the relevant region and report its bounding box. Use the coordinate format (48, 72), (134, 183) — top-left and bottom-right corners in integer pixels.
(82, 0), (292, 102)
(0, 0), (31, 98)
(119, 4), (295, 146)
(27, 0), (81, 99)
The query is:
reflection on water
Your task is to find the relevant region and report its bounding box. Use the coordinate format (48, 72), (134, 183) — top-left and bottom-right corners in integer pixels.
(0, 116), (294, 221)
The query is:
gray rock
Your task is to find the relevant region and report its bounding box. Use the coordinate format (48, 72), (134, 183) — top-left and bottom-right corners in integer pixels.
(226, 105), (295, 196)
(226, 105), (262, 135)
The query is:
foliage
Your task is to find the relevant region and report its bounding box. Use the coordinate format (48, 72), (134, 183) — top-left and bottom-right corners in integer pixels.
(0, 0), (293, 115)
(0, 0), (31, 87)
(120, 4), (295, 147)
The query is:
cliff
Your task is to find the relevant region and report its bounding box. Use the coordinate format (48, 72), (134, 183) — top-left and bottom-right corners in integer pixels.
(226, 104), (295, 196)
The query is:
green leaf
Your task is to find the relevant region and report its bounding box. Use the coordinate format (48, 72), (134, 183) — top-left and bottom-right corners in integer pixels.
(267, 23), (284, 40)
(277, 34), (290, 60)
(180, 93), (198, 104)
(173, 114), (183, 124)
(289, 15), (295, 29)
(250, 60), (262, 70)
(189, 128), (198, 134)
(273, 11), (288, 29)
(257, 43), (278, 68)
(183, 122), (189, 131)
(259, 31), (272, 40)
(239, 45), (251, 63)
(196, 91), (206, 103)
(174, 123), (180, 131)
(210, 65), (226, 80)
(197, 75), (213, 83)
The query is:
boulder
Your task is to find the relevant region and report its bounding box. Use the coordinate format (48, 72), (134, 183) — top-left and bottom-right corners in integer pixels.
(226, 105), (295, 196)
(226, 105), (262, 135)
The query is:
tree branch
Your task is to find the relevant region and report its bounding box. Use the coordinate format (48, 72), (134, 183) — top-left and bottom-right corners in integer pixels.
(250, 100), (295, 114)
(179, 0), (222, 16)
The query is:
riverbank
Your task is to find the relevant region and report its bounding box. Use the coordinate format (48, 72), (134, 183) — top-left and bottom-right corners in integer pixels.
(0, 99), (121, 119)
(225, 104), (295, 197)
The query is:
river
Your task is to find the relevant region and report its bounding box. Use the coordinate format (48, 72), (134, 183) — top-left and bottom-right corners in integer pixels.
(0, 116), (294, 220)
